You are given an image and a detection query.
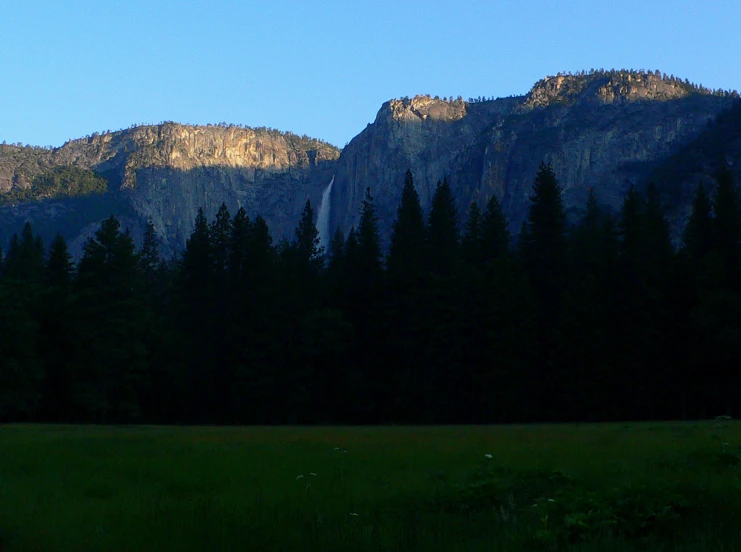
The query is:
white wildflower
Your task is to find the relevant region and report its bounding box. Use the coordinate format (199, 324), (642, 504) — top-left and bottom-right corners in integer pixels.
(484, 454), (493, 460)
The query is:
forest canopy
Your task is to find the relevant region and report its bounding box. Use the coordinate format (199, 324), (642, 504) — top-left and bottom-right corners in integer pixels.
(0, 163), (739, 425)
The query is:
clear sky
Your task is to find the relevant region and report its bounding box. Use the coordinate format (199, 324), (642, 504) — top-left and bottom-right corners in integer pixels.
(1, 0), (739, 149)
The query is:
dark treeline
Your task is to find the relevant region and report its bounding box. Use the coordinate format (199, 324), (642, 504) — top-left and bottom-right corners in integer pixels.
(1, 163), (740, 425)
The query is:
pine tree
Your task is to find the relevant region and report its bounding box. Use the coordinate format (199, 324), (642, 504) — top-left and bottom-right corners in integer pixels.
(555, 190), (617, 420)
(519, 164), (566, 285)
(39, 234), (75, 420)
(0, 222), (45, 420)
(385, 171), (428, 420)
(172, 208), (218, 422)
(312, 226), (356, 422)
(4, 222), (45, 283)
(618, 184), (645, 268)
(342, 189), (384, 421)
(70, 216), (148, 423)
(682, 184), (714, 268)
(356, 188), (384, 418)
(295, 199), (324, 267)
(518, 163), (567, 419)
(614, 184), (649, 418)
(139, 219), (162, 293)
(475, 255), (538, 423)
(462, 202), (484, 265)
(481, 194), (511, 263)
(329, 226), (345, 261)
(208, 204), (237, 421)
(675, 184), (719, 418)
(644, 183), (673, 281)
(458, 191), (539, 423)
(228, 214), (280, 424)
(210, 203), (232, 275)
(182, 208), (213, 277)
(3, 234), (19, 278)
(46, 234), (74, 292)
(567, 190), (601, 272)
(227, 207), (252, 288)
(0, 282), (42, 421)
(387, 170), (426, 278)
(613, 184), (672, 419)
(177, 208), (214, 318)
(344, 227), (359, 272)
(692, 164), (741, 416)
(420, 178), (464, 421)
(520, 163), (567, 296)
(641, 184), (674, 418)
(426, 178), (460, 275)
(222, 206), (252, 421)
(136, 220), (175, 422)
(270, 200), (326, 423)
(356, 187), (383, 280)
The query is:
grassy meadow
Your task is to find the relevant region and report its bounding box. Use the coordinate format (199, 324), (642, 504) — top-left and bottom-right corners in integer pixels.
(1, 422), (741, 551)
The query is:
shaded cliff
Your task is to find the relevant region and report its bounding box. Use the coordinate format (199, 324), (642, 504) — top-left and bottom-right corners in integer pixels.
(647, 98), (741, 232)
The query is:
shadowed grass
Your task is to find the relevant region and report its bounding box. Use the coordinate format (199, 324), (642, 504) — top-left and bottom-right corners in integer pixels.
(1, 422), (741, 551)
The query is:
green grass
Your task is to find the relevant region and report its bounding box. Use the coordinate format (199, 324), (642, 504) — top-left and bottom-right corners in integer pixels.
(1, 422), (741, 551)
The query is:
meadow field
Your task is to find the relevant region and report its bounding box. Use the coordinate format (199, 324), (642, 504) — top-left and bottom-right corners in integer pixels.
(1, 422), (741, 551)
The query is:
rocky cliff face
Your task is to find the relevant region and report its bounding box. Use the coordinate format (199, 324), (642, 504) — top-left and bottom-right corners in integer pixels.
(330, 94), (519, 241)
(1, 70), (737, 256)
(330, 71), (736, 243)
(520, 71), (696, 110)
(0, 123), (339, 256)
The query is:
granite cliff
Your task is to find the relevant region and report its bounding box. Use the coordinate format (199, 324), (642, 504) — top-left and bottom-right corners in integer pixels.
(1, 70), (738, 255)
(0, 123), (339, 256)
(330, 71), (738, 244)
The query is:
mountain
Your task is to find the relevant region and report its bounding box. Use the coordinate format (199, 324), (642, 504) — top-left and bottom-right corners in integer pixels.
(330, 70), (739, 244)
(0, 70), (738, 255)
(0, 123), (338, 257)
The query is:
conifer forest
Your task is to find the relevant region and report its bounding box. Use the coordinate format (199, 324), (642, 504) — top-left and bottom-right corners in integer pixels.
(2, 163), (740, 426)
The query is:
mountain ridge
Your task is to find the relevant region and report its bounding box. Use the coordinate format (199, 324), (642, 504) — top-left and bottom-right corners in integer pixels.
(1, 69), (738, 256)
(331, 70), (738, 245)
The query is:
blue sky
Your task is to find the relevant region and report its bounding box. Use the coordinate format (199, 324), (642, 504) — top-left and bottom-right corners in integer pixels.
(1, 0), (739, 148)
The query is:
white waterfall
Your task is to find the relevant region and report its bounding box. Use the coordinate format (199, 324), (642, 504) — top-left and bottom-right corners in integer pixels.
(317, 176), (334, 253)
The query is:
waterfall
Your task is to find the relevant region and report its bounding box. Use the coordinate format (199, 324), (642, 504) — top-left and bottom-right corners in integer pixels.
(316, 176), (334, 253)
